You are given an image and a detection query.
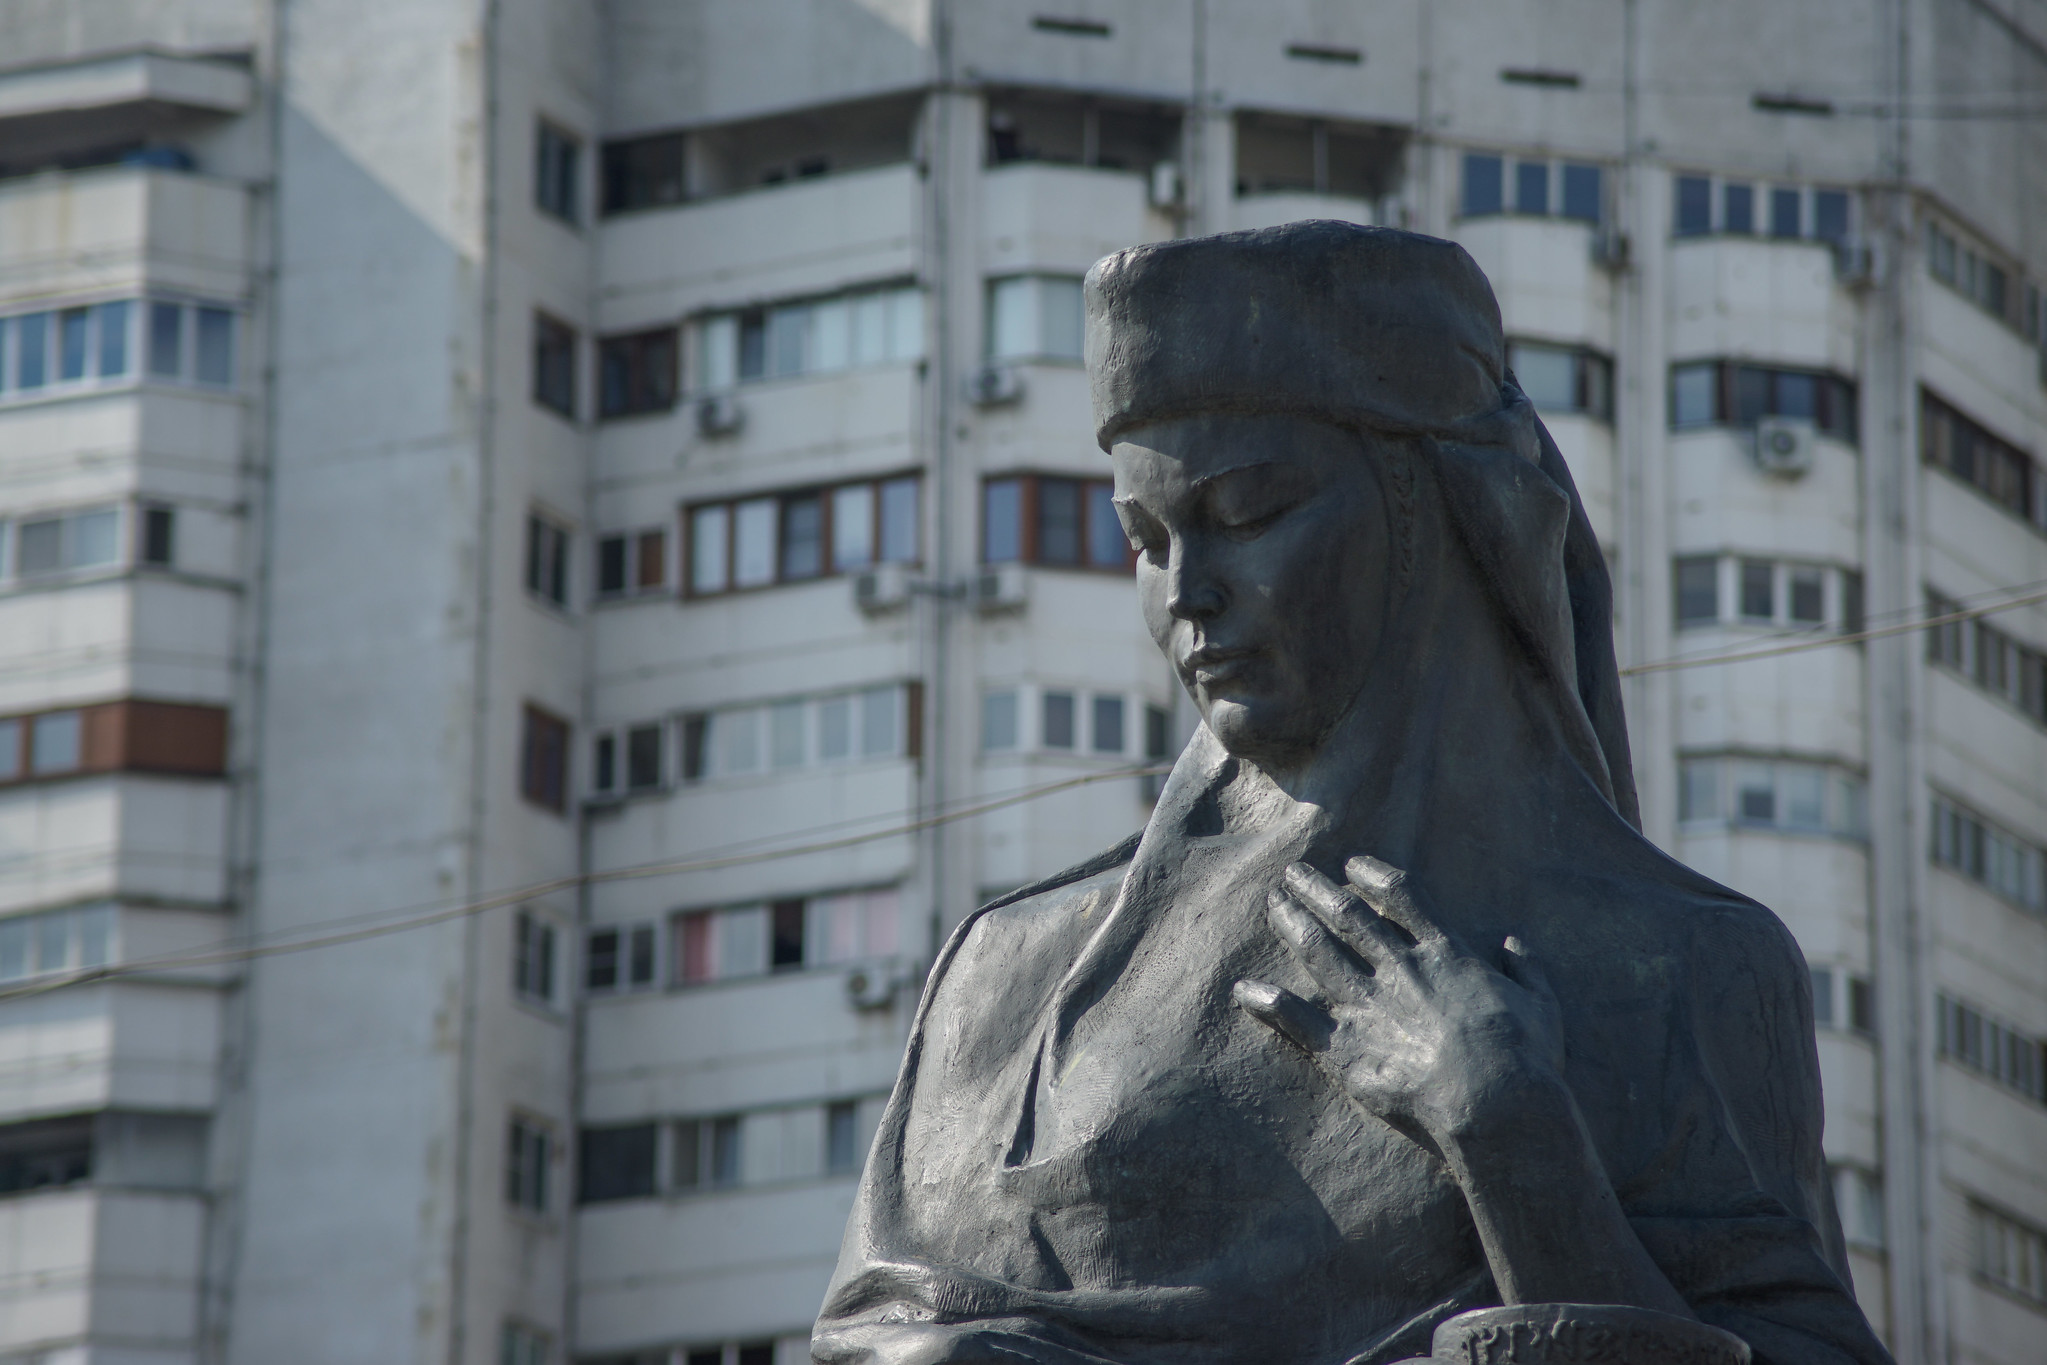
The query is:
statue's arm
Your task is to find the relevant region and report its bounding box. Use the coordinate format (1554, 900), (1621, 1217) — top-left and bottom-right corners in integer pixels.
(1234, 859), (1691, 1314)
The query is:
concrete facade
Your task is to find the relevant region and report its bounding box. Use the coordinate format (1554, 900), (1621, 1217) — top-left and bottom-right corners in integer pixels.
(0, 3), (2042, 1364)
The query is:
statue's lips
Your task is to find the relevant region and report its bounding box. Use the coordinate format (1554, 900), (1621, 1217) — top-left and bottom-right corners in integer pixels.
(1185, 645), (1261, 687)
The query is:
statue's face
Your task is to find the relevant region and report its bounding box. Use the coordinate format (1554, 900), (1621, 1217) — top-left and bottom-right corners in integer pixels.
(1111, 413), (1390, 768)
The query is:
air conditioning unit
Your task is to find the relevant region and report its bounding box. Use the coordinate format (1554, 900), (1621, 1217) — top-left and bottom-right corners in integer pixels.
(1832, 239), (1877, 288)
(1591, 229), (1631, 271)
(854, 562), (912, 615)
(1148, 160), (1183, 209)
(1752, 418), (1817, 479)
(973, 562), (1028, 614)
(695, 392), (743, 437)
(966, 364), (1025, 408)
(845, 959), (915, 1011)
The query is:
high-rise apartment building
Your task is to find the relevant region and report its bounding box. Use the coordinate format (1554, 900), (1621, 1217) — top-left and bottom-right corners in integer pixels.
(0, 3), (2042, 1364)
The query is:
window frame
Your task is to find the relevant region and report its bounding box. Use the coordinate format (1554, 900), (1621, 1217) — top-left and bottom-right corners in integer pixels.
(597, 326), (680, 420)
(519, 703), (571, 814)
(504, 1114), (554, 1215)
(532, 311), (579, 419)
(979, 473), (1133, 572)
(535, 118), (583, 226)
(685, 473), (922, 599)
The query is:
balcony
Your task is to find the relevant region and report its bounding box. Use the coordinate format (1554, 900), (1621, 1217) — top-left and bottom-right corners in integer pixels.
(1918, 281), (2047, 453)
(1668, 425), (1862, 567)
(0, 775), (230, 916)
(1453, 216), (1615, 352)
(597, 164), (918, 321)
(982, 162), (1174, 276)
(0, 1187), (204, 1358)
(1666, 235), (1853, 373)
(0, 166), (250, 307)
(0, 975), (223, 1118)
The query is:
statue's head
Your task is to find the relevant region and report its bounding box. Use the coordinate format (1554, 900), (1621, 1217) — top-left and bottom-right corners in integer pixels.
(1086, 223), (1516, 773)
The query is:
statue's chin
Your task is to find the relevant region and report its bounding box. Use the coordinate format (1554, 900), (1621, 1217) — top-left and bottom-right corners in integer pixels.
(1203, 700), (1320, 774)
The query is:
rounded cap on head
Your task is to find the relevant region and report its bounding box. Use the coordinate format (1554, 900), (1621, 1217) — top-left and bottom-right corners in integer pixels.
(1085, 221), (1506, 451)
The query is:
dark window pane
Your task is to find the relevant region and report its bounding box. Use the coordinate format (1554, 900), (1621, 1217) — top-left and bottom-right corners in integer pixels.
(1462, 154), (1503, 216)
(597, 535), (628, 595)
(148, 302), (181, 378)
(681, 713), (708, 781)
(536, 122), (580, 224)
(1560, 163), (1601, 222)
(195, 308), (233, 384)
(1814, 190), (1850, 244)
(594, 733), (616, 791)
(1733, 367), (1770, 425)
(636, 530), (665, 589)
(1723, 183), (1754, 234)
(879, 477), (918, 563)
(826, 1101), (859, 1173)
(601, 133), (687, 215)
(1842, 572), (1864, 634)
(17, 312), (47, 387)
(1848, 976), (1874, 1033)
(709, 1116), (741, 1185)
(578, 1124), (657, 1202)
(59, 308), (88, 380)
(1770, 186), (1801, 238)
(1086, 482), (1126, 568)
(983, 479), (1023, 562)
(1515, 161), (1549, 215)
(1042, 691), (1075, 749)
(1775, 371), (1815, 420)
(1038, 478), (1081, 564)
(1092, 695), (1125, 753)
(738, 1345), (775, 1365)
(1670, 362), (1717, 426)
(1145, 705), (1170, 760)
(1740, 559), (1775, 620)
(779, 493), (823, 579)
(586, 928), (620, 990)
(737, 310), (766, 379)
(1675, 556), (1718, 624)
(1790, 568), (1825, 623)
(141, 506), (175, 566)
(628, 925), (655, 985)
(96, 300), (130, 376)
(626, 724), (662, 789)
(674, 1122), (702, 1189)
(534, 314), (576, 416)
(521, 705), (569, 811)
(1674, 176), (1712, 235)
(771, 899), (805, 969)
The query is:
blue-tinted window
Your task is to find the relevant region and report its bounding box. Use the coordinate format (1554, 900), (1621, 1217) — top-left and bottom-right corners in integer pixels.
(1560, 163), (1601, 222)
(17, 312), (47, 388)
(1671, 363), (1717, 426)
(1814, 190), (1850, 244)
(1723, 184), (1754, 234)
(983, 479), (1022, 563)
(149, 302), (182, 377)
(1515, 161), (1549, 215)
(879, 477), (918, 563)
(195, 307), (233, 384)
(1674, 177), (1712, 236)
(1086, 483), (1125, 568)
(1770, 187), (1801, 238)
(1462, 154), (1503, 216)
(96, 302), (129, 377)
(1037, 478), (1081, 564)
(59, 309), (88, 381)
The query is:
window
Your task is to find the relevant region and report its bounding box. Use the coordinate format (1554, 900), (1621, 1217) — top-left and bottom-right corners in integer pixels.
(1932, 795), (2046, 913)
(1926, 589), (2047, 728)
(1832, 1166), (1886, 1250)
(140, 505), (174, 566)
(1808, 964), (1875, 1036)
(981, 475), (1130, 570)
(986, 275), (1085, 362)
(1769, 186), (1801, 238)
(31, 711), (81, 774)
(1927, 221), (2023, 328)
(675, 888), (898, 984)
(596, 528), (666, 598)
(1667, 361), (1857, 442)
(1678, 755), (1866, 838)
(1674, 556), (1719, 625)
(1789, 567), (1825, 623)
(674, 1115), (743, 1189)
(987, 89), (1180, 171)
(1921, 390), (2041, 532)
(1722, 183), (1754, 235)
(520, 704), (570, 813)
(1514, 160), (1549, 215)
(506, 1116), (551, 1212)
(0, 1116), (94, 1195)
(1739, 558), (1775, 621)
(1461, 153), (1503, 216)
(982, 690), (1019, 751)
(577, 1123), (657, 1203)
(598, 327), (677, 418)
(514, 910), (556, 1004)
(11, 505), (120, 577)
(698, 283), (922, 389)
(601, 132), (687, 214)
(536, 120), (581, 224)
(525, 512), (570, 605)
(678, 685), (913, 781)
(624, 723), (663, 791)
(592, 733), (616, 793)
(584, 923), (657, 994)
(1145, 704), (1171, 761)
(1231, 111), (1398, 199)
(1674, 175), (1712, 235)
(1042, 690), (1076, 749)
(0, 300), (139, 399)
(688, 476), (919, 596)
(1939, 994), (2047, 1104)
(0, 904), (116, 982)
(1507, 341), (1611, 418)
(1975, 1201), (2047, 1304)
(827, 1100), (860, 1174)
(502, 1322), (550, 1365)
(1092, 695), (1125, 754)
(0, 701), (224, 787)
(533, 313), (577, 417)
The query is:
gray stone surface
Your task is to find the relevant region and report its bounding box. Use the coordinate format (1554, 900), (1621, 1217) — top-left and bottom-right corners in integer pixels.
(813, 223), (1895, 1365)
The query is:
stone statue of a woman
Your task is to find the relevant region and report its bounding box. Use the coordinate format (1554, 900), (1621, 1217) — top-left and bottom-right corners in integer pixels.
(811, 223), (1893, 1365)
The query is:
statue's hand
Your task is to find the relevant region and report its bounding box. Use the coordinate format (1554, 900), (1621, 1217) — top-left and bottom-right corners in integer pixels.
(1233, 858), (1566, 1145)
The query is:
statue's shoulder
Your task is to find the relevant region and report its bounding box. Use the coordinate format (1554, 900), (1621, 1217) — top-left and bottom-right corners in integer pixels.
(971, 831), (1141, 925)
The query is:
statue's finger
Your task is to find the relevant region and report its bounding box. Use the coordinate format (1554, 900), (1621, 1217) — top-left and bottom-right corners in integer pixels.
(1267, 889), (1377, 998)
(1280, 862), (1406, 962)
(1232, 978), (1333, 1054)
(1344, 855), (1446, 945)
